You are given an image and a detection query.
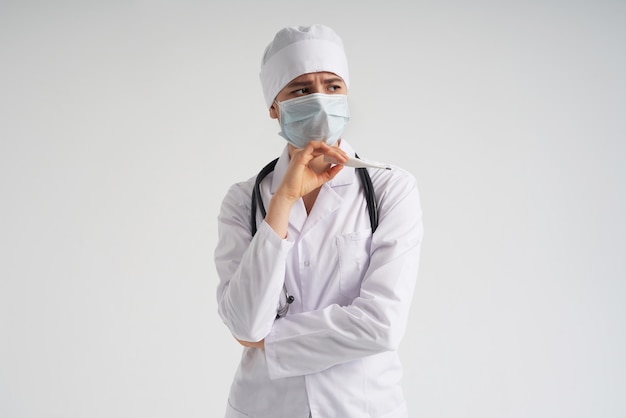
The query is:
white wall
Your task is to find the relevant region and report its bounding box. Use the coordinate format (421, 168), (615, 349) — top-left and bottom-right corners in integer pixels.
(1, 1), (624, 417)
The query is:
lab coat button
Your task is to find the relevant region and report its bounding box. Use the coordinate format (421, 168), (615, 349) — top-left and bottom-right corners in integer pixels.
(304, 261), (310, 267)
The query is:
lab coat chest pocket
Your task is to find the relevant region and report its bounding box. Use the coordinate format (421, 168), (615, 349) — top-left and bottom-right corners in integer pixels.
(336, 229), (372, 300)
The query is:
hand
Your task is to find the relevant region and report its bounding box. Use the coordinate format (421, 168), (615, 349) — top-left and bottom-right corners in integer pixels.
(276, 140), (348, 203)
(235, 337), (265, 349)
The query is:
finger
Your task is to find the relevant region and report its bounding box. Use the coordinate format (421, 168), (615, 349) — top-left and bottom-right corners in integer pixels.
(304, 140), (331, 156)
(306, 141), (348, 162)
(306, 139), (328, 149)
(290, 147), (317, 166)
(324, 146), (348, 163)
(319, 163), (344, 181)
(292, 141), (330, 165)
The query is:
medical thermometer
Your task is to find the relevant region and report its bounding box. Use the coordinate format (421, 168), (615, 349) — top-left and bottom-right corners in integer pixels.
(324, 156), (391, 170)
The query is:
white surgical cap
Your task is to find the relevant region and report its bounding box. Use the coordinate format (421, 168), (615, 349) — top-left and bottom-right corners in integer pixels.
(259, 24), (350, 108)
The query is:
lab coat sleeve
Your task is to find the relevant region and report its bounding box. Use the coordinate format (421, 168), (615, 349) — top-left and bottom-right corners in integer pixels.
(215, 182), (294, 342)
(264, 174), (423, 379)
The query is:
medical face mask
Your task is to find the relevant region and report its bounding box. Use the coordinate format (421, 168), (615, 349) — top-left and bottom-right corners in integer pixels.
(276, 93), (350, 148)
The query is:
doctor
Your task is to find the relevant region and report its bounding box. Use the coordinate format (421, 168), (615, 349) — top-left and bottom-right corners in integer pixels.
(215, 24), (423, 418)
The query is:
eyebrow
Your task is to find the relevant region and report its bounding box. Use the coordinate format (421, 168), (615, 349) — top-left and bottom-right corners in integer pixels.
(286, 77), (344, 88)
(323, 77), (344, 85)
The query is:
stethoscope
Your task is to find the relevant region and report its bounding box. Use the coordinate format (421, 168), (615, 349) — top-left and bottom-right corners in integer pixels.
(249, 154), (379, 318)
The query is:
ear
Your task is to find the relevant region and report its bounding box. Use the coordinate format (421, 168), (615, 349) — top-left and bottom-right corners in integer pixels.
(269, 103), (279, 120)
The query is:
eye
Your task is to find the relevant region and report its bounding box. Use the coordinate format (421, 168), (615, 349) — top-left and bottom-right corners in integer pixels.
(292, 88), (309, 95)
(328, 85), (342, 92)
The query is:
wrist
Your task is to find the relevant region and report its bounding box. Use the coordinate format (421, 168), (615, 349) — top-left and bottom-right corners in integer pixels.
(265, 194), (295, 239)
(271, 191), (299, 207)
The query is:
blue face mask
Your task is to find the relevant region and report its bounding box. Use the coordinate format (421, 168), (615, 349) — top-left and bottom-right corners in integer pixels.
(276, 93), (350, 148)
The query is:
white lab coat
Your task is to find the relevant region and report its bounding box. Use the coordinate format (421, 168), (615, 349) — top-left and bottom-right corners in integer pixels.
(215, 140), (423, 418)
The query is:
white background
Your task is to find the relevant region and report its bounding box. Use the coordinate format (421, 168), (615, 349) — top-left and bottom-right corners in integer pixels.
(1, 1), (625, 417)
